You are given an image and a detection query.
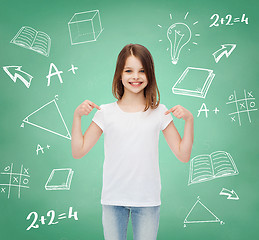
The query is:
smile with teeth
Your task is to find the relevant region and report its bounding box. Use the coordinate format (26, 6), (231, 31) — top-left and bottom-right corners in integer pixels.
(129, 81), (143, 87)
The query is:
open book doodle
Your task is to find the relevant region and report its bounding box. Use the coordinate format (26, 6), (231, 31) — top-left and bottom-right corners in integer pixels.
(172, 67), (215, 98)
(188, 151), (238, 185)
(45, 168), (74, 190)
(10, 26), (51, 57)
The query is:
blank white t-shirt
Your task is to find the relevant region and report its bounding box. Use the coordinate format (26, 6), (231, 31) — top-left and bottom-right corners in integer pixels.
(92, 101), (173, 207)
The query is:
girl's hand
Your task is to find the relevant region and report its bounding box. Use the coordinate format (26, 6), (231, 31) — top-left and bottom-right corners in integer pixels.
(74, 100), (101, 118)
(165, 105), (193, 121)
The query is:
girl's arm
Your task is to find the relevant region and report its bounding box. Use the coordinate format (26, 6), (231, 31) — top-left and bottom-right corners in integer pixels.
(162, 105), (194, 163)
(71, 100), (103, 159)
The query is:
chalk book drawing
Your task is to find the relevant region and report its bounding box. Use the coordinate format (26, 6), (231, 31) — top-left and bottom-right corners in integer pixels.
(10, 26), (51, 57)
(22, 98), (71, 140)
(172, 67), (215, 98)
(45, 168), (74, 190)
(184, 196), (224, 226)
(188, 151), (238, 185)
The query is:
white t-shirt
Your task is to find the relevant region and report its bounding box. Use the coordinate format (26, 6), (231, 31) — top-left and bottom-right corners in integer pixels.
(92, 101), (173, 207)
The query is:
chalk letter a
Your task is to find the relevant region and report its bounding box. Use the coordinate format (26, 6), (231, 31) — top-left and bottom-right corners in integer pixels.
(197, 103), (209, 118)
(46, 63), (63, 86)
(36, 144), (44, 155)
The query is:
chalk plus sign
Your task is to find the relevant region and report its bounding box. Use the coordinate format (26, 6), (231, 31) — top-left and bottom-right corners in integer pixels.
(213, 107), (219, 114)
(68, 64), (78, 74)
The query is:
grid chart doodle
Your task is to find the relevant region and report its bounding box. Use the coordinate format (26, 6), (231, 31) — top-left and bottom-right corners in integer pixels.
(226, 90), (257, 126)
(0, 163), (30, 198)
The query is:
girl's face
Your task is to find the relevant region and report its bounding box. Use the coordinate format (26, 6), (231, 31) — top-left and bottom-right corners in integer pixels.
(121, 55), (148, 96)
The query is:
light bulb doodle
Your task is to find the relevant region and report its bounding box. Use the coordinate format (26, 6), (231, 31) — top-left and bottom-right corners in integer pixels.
(167, 23), (191, 64)
(157, 12), (200, 64)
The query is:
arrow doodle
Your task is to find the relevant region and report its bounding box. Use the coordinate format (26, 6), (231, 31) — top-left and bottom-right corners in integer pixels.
(219, 188), (239, 200)
(212, 44), (236, 63)
(3, 66), (33, 88)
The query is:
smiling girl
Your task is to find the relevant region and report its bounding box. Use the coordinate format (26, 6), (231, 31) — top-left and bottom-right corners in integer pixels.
(71, 44), (194, 240)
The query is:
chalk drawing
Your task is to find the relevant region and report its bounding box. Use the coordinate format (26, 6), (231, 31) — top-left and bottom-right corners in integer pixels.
(0, 163), (30, 198)
(226, 90), (257, 126)
(167, 23), (191, 64)
(188, 151), (238, 185)
(219, 188), (239, 200)
(210, 13), (248, 27)
(46, 63), (63, 86)
(197, 104), (220, 118)
(45, 168), (74, 190)
(213, 44), (236, 63)
(36, 144), (50, 155)
(3, 66), (33, 88)
(68, 64), (78, 74)
(184, 196), (224, 227)
(197, 103), (209, 118)
(22, 98), (71, 140)
(26, 207), (78, 231)
(68, 10), (104, 45)
(157, 12), (200, 64)
(10, 26), (51, 57)
(213, 107), (220, 114)
(172, 67), (215, 98)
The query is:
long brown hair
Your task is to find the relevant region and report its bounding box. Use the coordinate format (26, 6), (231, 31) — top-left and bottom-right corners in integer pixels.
(112, 44), (160, 111)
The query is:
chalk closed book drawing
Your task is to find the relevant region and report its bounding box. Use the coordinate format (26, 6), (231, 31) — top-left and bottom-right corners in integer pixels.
(188, 151), (239, 185)
(172, 67), (215, 98)
(45, 168), (74, 190)
(10, 26), (51, 57)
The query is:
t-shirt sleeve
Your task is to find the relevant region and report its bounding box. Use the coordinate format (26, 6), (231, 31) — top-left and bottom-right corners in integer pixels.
(92, 105), (104, 131)
(160, 104), (173, 131)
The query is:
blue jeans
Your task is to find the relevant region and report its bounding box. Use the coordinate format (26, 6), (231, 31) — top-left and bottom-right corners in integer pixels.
(102, 205), (160, 240)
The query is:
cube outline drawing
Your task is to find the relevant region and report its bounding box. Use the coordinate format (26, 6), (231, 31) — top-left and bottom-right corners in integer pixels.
(68, 9), (104, 45)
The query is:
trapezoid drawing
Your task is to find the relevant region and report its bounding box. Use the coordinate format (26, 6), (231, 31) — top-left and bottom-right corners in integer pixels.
(23, 99), (71, 140)
(184, 197), (222, 225)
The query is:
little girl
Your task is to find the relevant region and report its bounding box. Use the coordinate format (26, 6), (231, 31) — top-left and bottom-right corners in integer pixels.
(71, 44), (194, 240)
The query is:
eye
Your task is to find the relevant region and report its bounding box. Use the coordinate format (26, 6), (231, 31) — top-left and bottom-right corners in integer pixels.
(140, 70), (145, 73)
(125, 70), (131, 73)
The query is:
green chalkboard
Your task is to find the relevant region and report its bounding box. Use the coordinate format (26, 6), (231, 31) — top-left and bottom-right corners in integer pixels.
(0, 0), (258, 239)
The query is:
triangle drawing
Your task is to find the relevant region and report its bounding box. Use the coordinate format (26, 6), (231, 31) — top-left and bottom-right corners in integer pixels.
(23, 99), (71, 140)
(184, 197), (221, 224)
